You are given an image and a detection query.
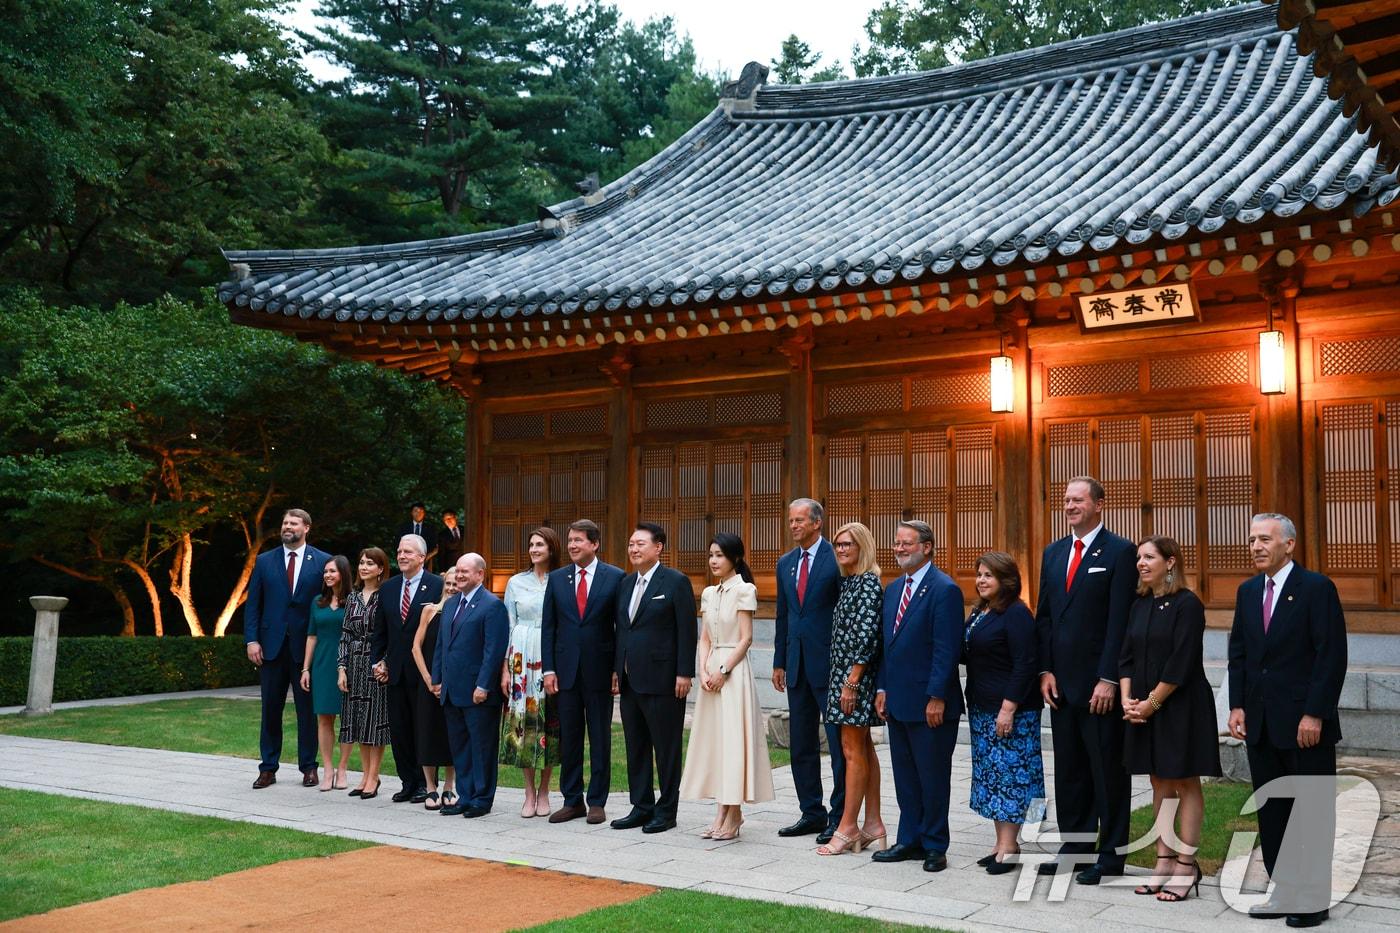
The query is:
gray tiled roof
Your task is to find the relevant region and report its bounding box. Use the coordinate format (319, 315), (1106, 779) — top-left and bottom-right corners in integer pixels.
(220, 3), (1399, 324)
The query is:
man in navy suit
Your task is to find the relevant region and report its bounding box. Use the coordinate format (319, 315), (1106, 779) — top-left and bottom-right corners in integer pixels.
(1035, 476), (1137, 884)
(773, 497), (845, 842)
(542, 519), (624, 824)
(872, 520), (964, 872)
(1228, 513), (1346, 928)
(370, 533), (444, 802)
(610, 522), (696, 835)
(433, 552), (510, 817)
(244, 509), (329, 788)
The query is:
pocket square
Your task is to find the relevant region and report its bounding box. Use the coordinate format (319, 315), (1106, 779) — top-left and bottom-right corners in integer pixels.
(650, 594), (666, 600)
(1087, 566), (1107, 574)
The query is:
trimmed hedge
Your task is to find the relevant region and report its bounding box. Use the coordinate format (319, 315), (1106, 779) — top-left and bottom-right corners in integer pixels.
(0, 636), (258, 706)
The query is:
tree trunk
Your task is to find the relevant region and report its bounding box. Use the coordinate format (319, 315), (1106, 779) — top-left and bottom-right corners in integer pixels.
(167, 534), (207, 636)
(213, 540), (262, 637)
(30, 555), (136, 635)
(122, 559), (165, 637)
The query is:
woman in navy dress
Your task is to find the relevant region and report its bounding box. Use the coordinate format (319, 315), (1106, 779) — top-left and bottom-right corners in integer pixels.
(1119, 535), (1220, 902)
(962, 550), (1045, 873)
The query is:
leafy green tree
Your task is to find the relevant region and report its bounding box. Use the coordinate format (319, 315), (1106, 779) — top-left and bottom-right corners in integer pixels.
(853, 0), (1236, 76)
(0, 0), (338, 306)
(0, 291), (464, 636)
(772, 34), (845, 84)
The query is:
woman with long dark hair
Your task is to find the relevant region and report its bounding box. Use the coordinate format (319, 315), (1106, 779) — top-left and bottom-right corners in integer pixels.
(338, 547), (391, 798)
(679, 532), (773, 839)
(301, 554), (352, 791)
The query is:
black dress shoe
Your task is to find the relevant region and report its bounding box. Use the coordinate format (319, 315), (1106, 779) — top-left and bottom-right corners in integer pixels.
(391, 788), (416, 803)
(463, 806), (490, 818)
(777, 815), (826, 837)
(1075, 864), (1124, 885)
(816, 827), (836, 845)
(441, 803), (468, 816)
(923, 854), (948, 873)
(1249, 902), (1288, 919)
(410, 789), (430, 804)
(871, 843), (926, 863)
(611, 810), (651, 830)
(1285, 910), (1329, 928)
(642, 817), (677, 834)
(1036, 861), (1060, 876)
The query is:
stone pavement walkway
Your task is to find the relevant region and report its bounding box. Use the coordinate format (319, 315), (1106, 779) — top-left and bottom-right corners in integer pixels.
(2, 734), (1398, 931)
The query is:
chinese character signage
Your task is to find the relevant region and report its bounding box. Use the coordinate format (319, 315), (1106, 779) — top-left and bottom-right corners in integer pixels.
(1074, 283), (1199, 331)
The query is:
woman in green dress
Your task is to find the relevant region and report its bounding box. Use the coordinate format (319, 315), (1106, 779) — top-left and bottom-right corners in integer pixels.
(301, 554), (351, 791)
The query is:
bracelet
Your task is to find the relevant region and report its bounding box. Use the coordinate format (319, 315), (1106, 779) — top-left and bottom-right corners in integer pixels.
(843, 680), (860, 690)
(1146, 693), (1162, 712)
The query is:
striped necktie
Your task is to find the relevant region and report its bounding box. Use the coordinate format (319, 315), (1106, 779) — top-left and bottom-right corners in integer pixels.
(894, 576), (913, 633)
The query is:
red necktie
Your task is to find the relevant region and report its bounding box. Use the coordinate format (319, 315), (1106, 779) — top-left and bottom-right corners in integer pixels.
(576, 568), (588, 619)
(796, 551), (810, 605)
(400, 579), (411, 622)
(1065, 539), (1084, 592)
(1262, 577), (1276, 633)
(894, 576), (913, 633)
(286, 551), (296, 593)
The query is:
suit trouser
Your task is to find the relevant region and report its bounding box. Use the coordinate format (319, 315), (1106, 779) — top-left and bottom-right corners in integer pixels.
(618, 676), (685, 820)
(445, 701), (503, 810)
(557, 682), (614, 809)
(787, 670), (846, 823)
(258, 635), (317, 773)
(1049, 703), (1130, 868)
(887, 715), (959, 853)
(1247, 721), (1337, 913)
(386, 676), (423, 792)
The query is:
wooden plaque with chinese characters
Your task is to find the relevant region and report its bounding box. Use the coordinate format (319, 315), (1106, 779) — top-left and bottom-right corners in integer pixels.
(1074, 282), (1200, 331)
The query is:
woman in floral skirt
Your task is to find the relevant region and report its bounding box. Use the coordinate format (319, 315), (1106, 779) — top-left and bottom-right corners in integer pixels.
(499, 526), (563, 817)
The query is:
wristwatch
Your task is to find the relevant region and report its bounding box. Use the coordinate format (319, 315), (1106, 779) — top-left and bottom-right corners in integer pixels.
(718, 664), (730, 676)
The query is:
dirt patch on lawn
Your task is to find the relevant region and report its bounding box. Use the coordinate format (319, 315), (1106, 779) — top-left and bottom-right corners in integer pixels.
(4, 847), (653, 932)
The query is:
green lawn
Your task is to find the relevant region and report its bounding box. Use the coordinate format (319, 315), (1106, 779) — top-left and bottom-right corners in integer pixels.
(521, 889), (940, 932)
(0, 697), (791, 791)
(1126, 780), (1258, 875)
(0, 786), (367, 921)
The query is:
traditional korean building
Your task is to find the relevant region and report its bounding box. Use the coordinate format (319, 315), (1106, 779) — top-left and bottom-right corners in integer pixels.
(222, 3), (1400, 633)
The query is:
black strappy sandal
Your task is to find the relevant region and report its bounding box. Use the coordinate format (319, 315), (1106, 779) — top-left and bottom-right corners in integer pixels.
(1135, 854), (1174, 895)
(1156, 857), (1201, 902)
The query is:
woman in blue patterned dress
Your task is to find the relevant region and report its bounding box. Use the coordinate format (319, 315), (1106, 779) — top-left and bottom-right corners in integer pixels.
(963, 550), (1045, 873)
(499, 526), (563, 818)
(817, 521), (887, 856)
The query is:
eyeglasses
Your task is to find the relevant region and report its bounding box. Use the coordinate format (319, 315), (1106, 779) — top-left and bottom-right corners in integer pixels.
(833, 541), (855, 550)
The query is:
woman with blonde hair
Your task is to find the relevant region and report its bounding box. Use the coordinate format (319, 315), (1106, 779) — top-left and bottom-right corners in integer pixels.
(817, 521), (887, 855)
(412, 565), (460, 809)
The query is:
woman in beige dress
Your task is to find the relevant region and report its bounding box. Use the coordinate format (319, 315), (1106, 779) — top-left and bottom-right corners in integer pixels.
(679, 532), (774, 839)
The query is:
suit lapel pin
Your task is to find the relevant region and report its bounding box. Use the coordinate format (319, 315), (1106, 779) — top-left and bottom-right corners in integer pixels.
(1091, 549), (1101, 558)
(1287, 595), (1294, 601)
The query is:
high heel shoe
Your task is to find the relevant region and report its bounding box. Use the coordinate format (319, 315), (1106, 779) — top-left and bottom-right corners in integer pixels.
(859, 829), (888, 852)
(816, 830), (863, 856)
(1156, 858), (1201, 902)
(332, 774), (348, 791)
(711, 818), (743, 841)
(359, 780), (381, 800)
(1135, 855), (1174, 895)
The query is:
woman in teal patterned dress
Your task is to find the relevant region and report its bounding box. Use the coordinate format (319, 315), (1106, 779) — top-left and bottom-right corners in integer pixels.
(499, 527), (563, 817)
(301, 555), (351, 791)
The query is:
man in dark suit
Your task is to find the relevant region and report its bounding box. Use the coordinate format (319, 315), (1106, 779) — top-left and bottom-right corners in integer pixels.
(610, 522), (696, 835)
(244, 508), (330, 788)
(370, 533), (444, 802)
(1035, 475), (1137, 884)
(396, 503), (439, 570)
(872, 520), (964, 873)
(1228, 513), (1347, 928)
(433, 552), (510, 817)
(542, 519), (624, 824)
(439, 509), (465, 569)
(772, 497), (846, 843)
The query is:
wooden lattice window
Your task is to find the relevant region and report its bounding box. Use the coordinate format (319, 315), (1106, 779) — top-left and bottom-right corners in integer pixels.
(638, 439), (785, 578)
(1044, 410), (1256, 603)
(492, 405), (607, 442)
(822, 370), (989, 418)
(1317, 398), (1400, 607)
(823, 424), (996, 580)
(488, 451), (607, 572)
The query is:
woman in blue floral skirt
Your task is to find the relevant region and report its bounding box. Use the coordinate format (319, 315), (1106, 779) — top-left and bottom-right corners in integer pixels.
(962, 550), (1045, 873)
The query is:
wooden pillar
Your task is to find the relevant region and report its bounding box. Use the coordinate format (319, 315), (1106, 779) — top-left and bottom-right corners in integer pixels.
(1261, 279), (1306, 554)
(1000, 311), (1034, 577)
(603, 352), (635, 565)
(781, 326), (816, 499)
(448, 356), (485, 560)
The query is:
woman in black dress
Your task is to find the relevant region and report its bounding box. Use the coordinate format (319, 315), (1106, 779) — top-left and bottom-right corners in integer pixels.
(411, 565), (459, 810)
(1119, 535), (1220, 902)
(339, 547), (392, 798)
(817, 521), (886, 856)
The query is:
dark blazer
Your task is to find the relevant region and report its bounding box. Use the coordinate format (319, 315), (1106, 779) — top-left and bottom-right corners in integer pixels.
(432, 586), (509, 708)
(1035, 528), (1138, 707)
(1227, 565), (1347, 749)
(438, 523), (465, 566)
(370, 571), (444, 685)
(244, 544), (330, 663)
(395, 520), (439, 557)
(773, 539), (841, 688)
(878, 564), (965, 723)
(614, 564), (697, 695)
(542, 561), (625, 692)
(963, 601), (1042, 712)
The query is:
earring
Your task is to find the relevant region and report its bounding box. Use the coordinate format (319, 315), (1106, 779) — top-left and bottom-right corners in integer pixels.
(1165, 569), (1174, 587)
